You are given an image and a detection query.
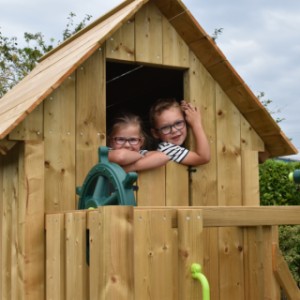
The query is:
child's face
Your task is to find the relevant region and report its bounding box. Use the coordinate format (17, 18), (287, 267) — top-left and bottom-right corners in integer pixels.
(109, 124), (144, 152)
(152, 106), (187, 145)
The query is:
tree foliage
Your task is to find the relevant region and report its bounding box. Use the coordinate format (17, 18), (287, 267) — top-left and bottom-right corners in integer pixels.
(259, 159), (300, 287)
(0, 12), (92, 98)
(257, 91), (285, 124)
(260, 159), (300, 206)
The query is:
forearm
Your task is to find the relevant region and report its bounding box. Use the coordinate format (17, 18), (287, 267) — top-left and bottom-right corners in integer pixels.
(108, 149), (143, 166)
(181, 123), (210, 166)
(123, 151), (170, 172)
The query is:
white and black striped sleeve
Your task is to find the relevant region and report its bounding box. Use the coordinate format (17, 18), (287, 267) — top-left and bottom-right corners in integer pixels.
(139, 149), (148, 156)
(157, 142), (189, 163)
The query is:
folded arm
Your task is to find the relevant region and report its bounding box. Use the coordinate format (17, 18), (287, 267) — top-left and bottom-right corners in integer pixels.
(123, 151), (170, 172)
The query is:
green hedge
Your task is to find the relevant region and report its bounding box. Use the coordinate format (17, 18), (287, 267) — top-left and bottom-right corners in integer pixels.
(259, 159), (300, 287)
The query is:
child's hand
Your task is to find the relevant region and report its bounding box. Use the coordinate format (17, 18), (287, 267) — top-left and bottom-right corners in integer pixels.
(180, 100), (202, 128)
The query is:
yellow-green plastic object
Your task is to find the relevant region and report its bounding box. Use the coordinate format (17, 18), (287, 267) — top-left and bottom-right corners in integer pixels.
(289, 169), (300, 184)
(191, 263), (210, 300)
(77, 146), (137, 209)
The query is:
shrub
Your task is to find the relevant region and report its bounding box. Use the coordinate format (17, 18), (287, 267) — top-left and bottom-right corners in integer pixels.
(259, 159), (300, 287)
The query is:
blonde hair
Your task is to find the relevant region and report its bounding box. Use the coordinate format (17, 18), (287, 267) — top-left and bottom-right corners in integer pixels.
(149, 98), (181, 128)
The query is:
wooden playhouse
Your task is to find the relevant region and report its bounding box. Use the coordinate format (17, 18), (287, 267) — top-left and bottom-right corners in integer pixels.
(0, 0), (300, 299)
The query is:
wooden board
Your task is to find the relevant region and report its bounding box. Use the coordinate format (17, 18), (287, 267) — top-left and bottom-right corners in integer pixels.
(263, 226), (281, 299)
(216, 84), (242, 206)
(9, 102), (43, 141)
(241, 150), (259, 206)
(87, 210), (104, 299)
(200, 206), (300, 227)
(106, 18), (135, 61)
(243, 226), (265, 299)
(44, 75), (76, 211)
(1, 144), (18, 299)
(177, 209), (203, 299)
(135, 2), (163, 64)
(21, 141), (45, 299)
(134, 209), (176, 299)
(46, 214), (65, 300)
(162, 17), (189, 67)
(90, 206), (134, 299)
(0, 153), (2, 297)
(76, 49), (106, 191)
(65, 212), (88, 300)
(166, 162), (189, 206)
(218, 227), (244, 300)
(136, 166), (166, 206)
(203, 227), (220, 300)
(185, 51), (217, 206)
(241, 115), (264, 151)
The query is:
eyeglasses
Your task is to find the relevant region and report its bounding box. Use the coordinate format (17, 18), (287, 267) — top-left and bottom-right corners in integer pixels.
(111, 137), (142, 145)
(156, 120), (186, 135)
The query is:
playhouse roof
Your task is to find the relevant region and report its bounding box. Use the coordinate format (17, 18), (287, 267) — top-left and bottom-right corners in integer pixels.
(0, 0), (297, 158)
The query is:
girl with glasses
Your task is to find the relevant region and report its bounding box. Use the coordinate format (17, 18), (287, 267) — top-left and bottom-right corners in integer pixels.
(149, 98), (210, 166)
(108, 112), (169, 172)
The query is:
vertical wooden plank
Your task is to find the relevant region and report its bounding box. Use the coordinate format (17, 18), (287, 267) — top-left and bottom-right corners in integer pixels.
(44, 74), (76, 211)
(243, 226), (265, 300)
(0, 154), (2, 299)
(135, 2), (163, 64)
(185, 51), (219, 298)
(20, 141), (45, 299)
(241, 115), (262, 206)
(1, 144), (18, 299)
(9, 103), (43, 141)
(219, 227), (244, 300)
(216, 84), (241, 206)
(46, 214), (65, 300)
(134, 209), (177, 300)
(166, 162), (189, 206)
(92, 206), (134, 300)
(65, 211), (88, 300)
(216, 86), (243, 299)
(241, 115), (264, 152)
(185, 51), (217, 206)
(241, 150), (260, 206)
(16, 144), (25, 300)
(263, 226), (281, 299)
(106, 18), (135, 61)
(136, 166), (166, 206)
(162, 16), (189, 67)
(203, 228), (220, 300)
(9, 141), (45, 299)
(177, 209), (203, 300)
(87, 209), (103, 299)
(76, 48), (106, 190)
(11, 147), (19, 300)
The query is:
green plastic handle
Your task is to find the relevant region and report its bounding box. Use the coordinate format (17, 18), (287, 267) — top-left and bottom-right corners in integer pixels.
(191, 263), (210, 300)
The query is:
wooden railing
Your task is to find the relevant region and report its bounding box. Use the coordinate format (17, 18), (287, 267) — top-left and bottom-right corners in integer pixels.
(45, 206), (300, 300)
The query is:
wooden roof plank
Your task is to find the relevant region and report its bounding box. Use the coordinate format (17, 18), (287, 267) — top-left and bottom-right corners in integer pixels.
(152, 0), (186, 20)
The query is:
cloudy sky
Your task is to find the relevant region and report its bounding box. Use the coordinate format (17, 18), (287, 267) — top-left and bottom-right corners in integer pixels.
(1, 0), (300, 159)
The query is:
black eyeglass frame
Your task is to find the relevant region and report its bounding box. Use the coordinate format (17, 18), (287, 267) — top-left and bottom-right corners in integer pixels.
(110, 137), (143, 145)
(155, 120), (186, 135)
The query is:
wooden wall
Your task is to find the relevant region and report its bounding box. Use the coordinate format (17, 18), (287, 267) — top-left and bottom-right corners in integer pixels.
(0, 1), (267, 299)
(0, 141), (45, 299)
